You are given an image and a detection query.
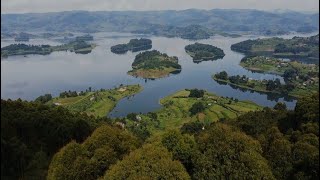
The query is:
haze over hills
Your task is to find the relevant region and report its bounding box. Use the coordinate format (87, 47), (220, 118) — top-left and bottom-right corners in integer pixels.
(1, 9), (319, 34)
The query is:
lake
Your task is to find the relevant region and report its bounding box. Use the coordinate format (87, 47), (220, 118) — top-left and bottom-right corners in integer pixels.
(1, 32), (317, 117)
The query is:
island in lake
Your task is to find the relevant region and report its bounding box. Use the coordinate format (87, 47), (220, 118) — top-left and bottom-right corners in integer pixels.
(231, 34), (319, 63)
(111, 38), (152, 54)
(213, 56), (319, 98)
(127, 50), (181, 79)
(1, 40), (96, 58)
(185, 43), (225, 63)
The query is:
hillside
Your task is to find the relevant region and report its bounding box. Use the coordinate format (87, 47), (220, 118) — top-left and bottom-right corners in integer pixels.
(231, 34), (319, 62)
(1, 9), (318, 35)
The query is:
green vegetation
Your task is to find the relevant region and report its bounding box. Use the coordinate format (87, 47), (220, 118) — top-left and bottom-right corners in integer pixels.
(1, 40), (96, 58)
(185, 43), (225, 62)
(110, 38), (152, 54)
(193, 123), (276, 179)
(128, 50), (182, 79)
(47, 125), (141, 180)
(2, 91), (318, 179)
(1, 99), (96, 179)
(104, 144), (190, 180)
(47, 84), (143, 117)
(118, 89), (262, 139)
(231, 34), (319, 62)
(213, 56), (319, 98)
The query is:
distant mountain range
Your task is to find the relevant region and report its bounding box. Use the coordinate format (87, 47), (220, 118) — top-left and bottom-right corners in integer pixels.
(1, 9), (319, 35)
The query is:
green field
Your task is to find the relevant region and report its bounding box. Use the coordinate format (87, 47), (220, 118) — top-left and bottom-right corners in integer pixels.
(47, 84), (142, 117)
(122, 89), (262, 135)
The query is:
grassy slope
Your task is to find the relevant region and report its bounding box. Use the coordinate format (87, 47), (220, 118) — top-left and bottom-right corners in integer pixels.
(125, 90), (262, 135)
(47, 85), (143, 117)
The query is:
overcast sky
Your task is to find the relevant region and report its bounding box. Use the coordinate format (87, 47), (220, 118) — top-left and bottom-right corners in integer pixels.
(2, 0), (319, 14)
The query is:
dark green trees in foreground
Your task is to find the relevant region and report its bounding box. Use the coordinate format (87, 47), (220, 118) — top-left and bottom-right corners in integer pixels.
(1, 92), (319, 179)
(47, 125), (140, 180)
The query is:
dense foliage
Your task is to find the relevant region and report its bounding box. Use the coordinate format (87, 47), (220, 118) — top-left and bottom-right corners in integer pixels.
(34, 94), (52, 104)
(132, 50), (181, 70)
(110, 38), (152, 54)
(189, 102), (205, 115)
(193, 124), (276, 179)
(104, 144), (190, 179)
(185, 43), (225, 61)
(1, 99), (95, 179)
(47, 125), (141, 180)
(1, 91), (318, 179)
(188, 89), (205, 98)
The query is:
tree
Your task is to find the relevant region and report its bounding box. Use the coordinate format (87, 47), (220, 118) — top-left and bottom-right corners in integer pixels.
(215, 71), (228, 80)
(127, 113), (137, 121)
(47, 125), (141, 180)
(1, 99), (94, 179)
(180, 121), (205, 135)
(104, 144), (190, 180)
(34, 94), (52, 104)
(189, 89), (205, 98)
(274, 102), (287, 111)
(161, 130), (197, 173)
(192, 124), (275, 179)
(260, 127), (293, 180)
(189, 102), (205, 115)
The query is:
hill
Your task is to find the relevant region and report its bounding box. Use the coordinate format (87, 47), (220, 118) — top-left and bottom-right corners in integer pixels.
(231, 34), (319, 63)
(2, 9), (318, 36)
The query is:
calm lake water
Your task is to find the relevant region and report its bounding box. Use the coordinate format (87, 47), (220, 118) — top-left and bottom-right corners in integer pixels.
(1, 32), (318, 117)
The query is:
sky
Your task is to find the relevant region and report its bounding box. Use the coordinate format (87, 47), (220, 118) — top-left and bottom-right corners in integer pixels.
(1, 0), (319, 14)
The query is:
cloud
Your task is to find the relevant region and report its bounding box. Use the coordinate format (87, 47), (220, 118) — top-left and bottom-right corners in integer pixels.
(1, 0), (319, 14)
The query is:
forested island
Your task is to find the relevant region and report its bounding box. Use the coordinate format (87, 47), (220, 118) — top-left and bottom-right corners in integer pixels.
(128, 50), (181, 79)
(213, 56), (319, 98)
(2, 88), (318, 179)
(185, 43), (225, 63)
(230, 34), (319, 63)
(1, 40), (96, 58)
(110, 38), (152, 54)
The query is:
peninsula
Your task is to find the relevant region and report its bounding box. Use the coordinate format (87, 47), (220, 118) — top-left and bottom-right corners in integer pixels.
(213, 56), (319, 98)
(45, 84), (143, 117)
(230, 34), (319, 62)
